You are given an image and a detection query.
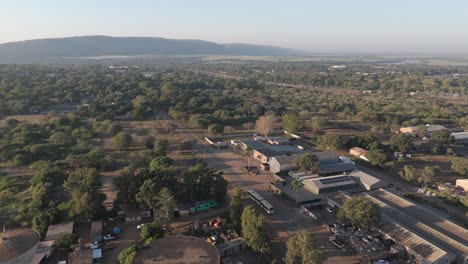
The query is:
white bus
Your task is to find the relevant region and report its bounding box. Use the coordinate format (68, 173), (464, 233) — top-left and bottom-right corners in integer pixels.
(247, 190), (275, 215)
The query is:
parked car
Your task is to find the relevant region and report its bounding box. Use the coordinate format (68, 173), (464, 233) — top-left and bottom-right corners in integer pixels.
(103, 234), (116, 241)
(137, 224), (145, 230)
(326, 207), (334, 213)
(375, 260), (390, 264)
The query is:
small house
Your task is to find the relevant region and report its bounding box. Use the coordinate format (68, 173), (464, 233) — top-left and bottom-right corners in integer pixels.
(194, 200), (219, 212)
(349, 147), (368, 161)
(124, 209), (151, 222)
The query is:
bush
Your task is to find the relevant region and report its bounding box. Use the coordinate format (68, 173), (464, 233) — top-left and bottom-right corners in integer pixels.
(118, 245), (138, 264)
(54, 233), (78, 251)
(140, 223), (164, 240)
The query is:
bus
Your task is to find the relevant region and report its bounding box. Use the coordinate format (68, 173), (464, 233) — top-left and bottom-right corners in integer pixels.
(247, 190), (275, 215)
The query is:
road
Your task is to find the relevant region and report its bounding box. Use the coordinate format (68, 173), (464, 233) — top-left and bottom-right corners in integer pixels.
(160, 113), (358, 263)
(197, 70), (361, 95)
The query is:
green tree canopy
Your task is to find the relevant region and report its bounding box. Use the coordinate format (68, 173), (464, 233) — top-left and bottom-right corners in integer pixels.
(113, 131), (132, 150)
(230, 187), (243, 233)
(286, 233), (327, 264)
(293, 154), (319, 174)
(136, 179), (159, 210)
(154, 187), (176, 231)
(390, 133), (413, 153)
(310, 116), (327, 132)
(118, 245), (137, 264)
(317, 135), (343, 150)
(431, 129), (454, 145)
(337, 197), (379, 230)
(63, 168), (105, 221)
(282, 113), (299, 133)
(149, 156), (174, 171)
(451, 157), (468, 176)
(365, 149), (387, 167)
(241, 205), (271, 254)
(207, 123), (224, 135)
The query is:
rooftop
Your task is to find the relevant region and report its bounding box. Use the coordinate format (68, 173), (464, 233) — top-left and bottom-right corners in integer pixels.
(349, 170), (383, 186)
(451, 131), (468, 140)
(305, 175), (355, 190)
(0, 228), (40, 262)
(364, 189), (468, 256)
(45, 221), (74, 241)
(216, 237), (246, 252)
(133, 235), (220, 264)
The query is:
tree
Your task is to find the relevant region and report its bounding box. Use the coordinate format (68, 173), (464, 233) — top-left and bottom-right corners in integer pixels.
(255, 114), (276, 137)
(113, 132), (132, 150)
(49, 132), (73, 145)
(63, 168), (105, 221)
(451, 157), (468, 176)
(189, 114), (209, 129)
(286, 233), (327, 264)
(149, 156), (173, 171)
(291, 178), (304, 205)
(432, 129), (454, 145)
(136, 179), (159, 210)
(230, 187), (243, 233)
(118, 245), (137, 264)
(317, 135), (343, 150)
(32, 212), (51, 239)
(53, 233), (78, 251)
(399, 165), (417, 182)
(310, 116), (327, 132)
(418, 166), (438, 187)
(140, 223), (164, 240)
(241, 146), (253, 168)
(293, 154), (319, 174)
(337, 197), (379, 230)
(144, 136), (155, 150)
(241, 206), (271, 254)
(390, 133), (413, 153)
(155, 139), (169, 156)
(282, 113), (299, 133)
(208, 123), (224, 135)
(365, 149), (387, 167)
(154, 187), (176, 231)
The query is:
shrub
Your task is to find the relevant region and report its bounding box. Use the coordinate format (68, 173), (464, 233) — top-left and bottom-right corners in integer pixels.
(118, 245), (138, 264)
(54, 233), (78, 251)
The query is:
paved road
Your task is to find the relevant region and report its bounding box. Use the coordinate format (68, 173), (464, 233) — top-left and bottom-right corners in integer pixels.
(160, 114), (357, 263)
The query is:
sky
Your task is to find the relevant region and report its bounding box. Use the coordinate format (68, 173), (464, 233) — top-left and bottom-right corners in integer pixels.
(1, 0), (468, 54)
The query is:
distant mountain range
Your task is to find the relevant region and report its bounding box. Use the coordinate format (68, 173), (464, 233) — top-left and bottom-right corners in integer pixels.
(0, 36), (299, 63)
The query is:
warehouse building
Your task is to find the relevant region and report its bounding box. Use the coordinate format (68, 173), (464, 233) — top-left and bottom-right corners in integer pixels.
(451, 132), (468, 144)
(269, 151), (355, 175)
(349, 170), (388, 190)
(304, 175), (356, 194)
(330, 189), (468, 264)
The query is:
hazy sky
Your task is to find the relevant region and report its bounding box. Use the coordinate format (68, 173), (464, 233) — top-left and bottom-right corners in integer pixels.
(1, 0), (468, 54)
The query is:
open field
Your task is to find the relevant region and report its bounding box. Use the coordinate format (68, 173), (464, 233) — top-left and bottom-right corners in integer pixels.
(0, 114), (49, 126)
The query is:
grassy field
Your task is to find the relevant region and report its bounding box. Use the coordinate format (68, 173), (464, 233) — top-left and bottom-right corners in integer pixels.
(0, 114), (49, 127)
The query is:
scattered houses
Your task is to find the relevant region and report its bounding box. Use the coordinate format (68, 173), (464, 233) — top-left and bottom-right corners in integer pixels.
(451, 132), (468, 144)
(349, 147), (369, 161)
(456, 179), (468, 192)
(399, 124), (447, 136)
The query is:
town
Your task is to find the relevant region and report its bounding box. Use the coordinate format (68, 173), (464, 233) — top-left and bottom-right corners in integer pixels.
(1, 1), (468, 264)
(0, 62), (466, 264)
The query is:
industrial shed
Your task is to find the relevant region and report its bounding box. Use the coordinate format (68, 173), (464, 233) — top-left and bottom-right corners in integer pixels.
(304, 175), (356, 194)
(269, 155), (300, 173)
(451, 132), (468, 144)
(349, 170), (388, 190)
